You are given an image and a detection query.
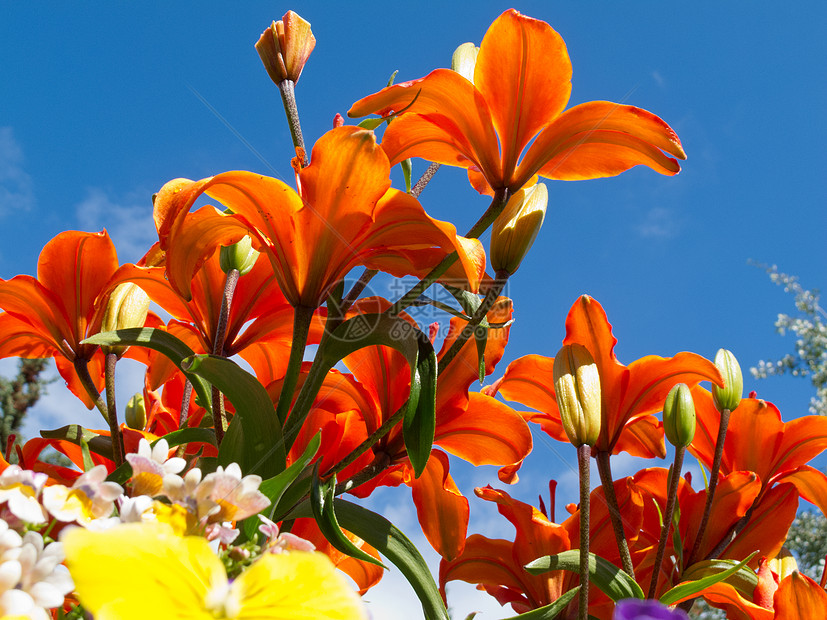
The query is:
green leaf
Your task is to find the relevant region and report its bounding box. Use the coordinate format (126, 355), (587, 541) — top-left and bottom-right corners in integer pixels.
(525, 550), (644, 601)
(501, 588), (579, 620)
(680, 559), (758, 599)
(357, 117), (385, 130)
(241, 432), (322, 540)
(334, 499), (450, 620)
(41, 425), (114, 461)
(79, 436), (94, 472)
(288, 313), (436, 477)
(181, 354), (285, 479)
(153, 427), (217, 450)
(402, 158), (413, 193)
(659, 552), (758, 606)
(83, 328), (213, 414)
(310, 470), (385, 568)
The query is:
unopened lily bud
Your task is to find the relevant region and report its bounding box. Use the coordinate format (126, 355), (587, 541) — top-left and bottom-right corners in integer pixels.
(256, 11), (316, 85)
(712, 348), (742, 413)
(101, 283), (150, 356)
(451, 42), (479, 83)
(767, 548), (798, 581)
(124, 393), (146, 430)
(219, 236), (259, 276)
(553, 343), (601, 447)
(663, 383), (695, 448)
(490, 183), (548, 275)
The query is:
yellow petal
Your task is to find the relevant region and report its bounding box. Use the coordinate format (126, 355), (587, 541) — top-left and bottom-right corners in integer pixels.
(62, 522), (225, 620)
(233, 552), (368, 620)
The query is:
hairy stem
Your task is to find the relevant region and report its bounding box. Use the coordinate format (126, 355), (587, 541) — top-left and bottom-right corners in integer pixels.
(278, 80), (307, 165)
(687, 407), (731, 564)
(211, 268), (240, 447)
(577, 444), (591, 620)
(647, 447), (685, 599)
(73, 357), (108, 420)
(595, 450), (635, 579)
(104, 353), (124, 468)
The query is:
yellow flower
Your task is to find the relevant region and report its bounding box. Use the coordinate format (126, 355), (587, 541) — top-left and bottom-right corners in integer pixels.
(62, 522), (368, 619)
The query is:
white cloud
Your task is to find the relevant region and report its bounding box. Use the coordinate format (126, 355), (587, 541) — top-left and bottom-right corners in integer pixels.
(74, 187), (157, 263)
(0, 127), (35, 214)
(636, 206), (679, 239)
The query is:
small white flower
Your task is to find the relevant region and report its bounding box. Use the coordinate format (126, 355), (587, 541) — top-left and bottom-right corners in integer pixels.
(126, 439), (186, 497)
(194, 464), (269, 524)
(41, 465), (123, 525)
(0, 465), (48, 524)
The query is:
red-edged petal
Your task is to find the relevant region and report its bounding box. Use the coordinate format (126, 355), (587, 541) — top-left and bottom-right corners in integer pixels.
(408, 451), (469, 561)
(474, 9), (572, 181)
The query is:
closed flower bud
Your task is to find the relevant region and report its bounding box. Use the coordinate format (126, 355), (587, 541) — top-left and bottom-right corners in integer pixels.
(451, 42), (479, 83)
(490, 183), (547, 276)
(553, 343), (601, 447)
(101, 283), (150, 356)
(712, 348), (742, 413)
(256, 11), (316, 85)
(125, 393), (146, 430)
(663, 383), (695, 448)
(767, 548), (798, 581)
(219, 236), (260, 276)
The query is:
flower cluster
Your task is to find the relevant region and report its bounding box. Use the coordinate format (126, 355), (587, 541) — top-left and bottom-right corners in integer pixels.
(0, 6), (823, 620)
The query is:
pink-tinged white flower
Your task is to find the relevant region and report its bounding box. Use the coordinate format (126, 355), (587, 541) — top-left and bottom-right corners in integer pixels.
(0, 526), (72, 620)
(162, 467), (202, 508)
(117, 495), (156, 524)
(125, 438), (186, 497)
(41, 465), (123, 525)
(0, 466), (48, 525)
(258, 515), (316, 554)
(193, 464), (270, 525)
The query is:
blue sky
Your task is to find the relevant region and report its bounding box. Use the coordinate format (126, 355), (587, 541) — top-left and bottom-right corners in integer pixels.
(2, 2), (826, 617)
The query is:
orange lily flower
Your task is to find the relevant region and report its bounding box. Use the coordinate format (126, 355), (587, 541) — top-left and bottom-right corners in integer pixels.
(486, 295), (722, 457)
(0, 230), (128, 408)
(349, 10), (685, 195)
(153, 126), (485, 309)
(689, 387), (827, 515)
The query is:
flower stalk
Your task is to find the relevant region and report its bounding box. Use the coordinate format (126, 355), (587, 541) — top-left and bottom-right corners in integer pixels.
(104, 352), (124, 468)
(211, 267), (241, 446)
(595, 450), (635, 579)
(577, 443), (591, 620)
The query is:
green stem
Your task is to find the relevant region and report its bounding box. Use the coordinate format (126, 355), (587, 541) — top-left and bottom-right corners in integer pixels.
(278, 79), (307, 165)
(275, 305), (316, 427)
(104, 353), (124, 468)
(687, 407), (731, 564)
(647, 447), (685, 599)
(438, 270), (508, 373)
(73, 357), (108, 420)
(595, 450), (635, 579)
(389, 188), (509, 316)
(577, 444), (591, 620)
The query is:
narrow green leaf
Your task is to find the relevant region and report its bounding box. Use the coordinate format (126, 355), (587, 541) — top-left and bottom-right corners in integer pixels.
(182, 354), (285, 479)
(501, 587), (579, 620)
(473, 323), (487, 383)
(357, 117), (385, 130)
(83, 328), (213, 414)
(334, 499), (450, 620)
(402, 334), (437, 476)
(241, 432), (322, 540)
(152, 427), (217, 450)
(659, 552), (758, 606)
(525, 550), (644, 601)
(310, 470), (385, 568)
(41, 425), (113, 462)
(402, 158), (413, 193)
(680, 559), (758, 599)
(79, 436), (94, 472)
(386, 69), (399, 87)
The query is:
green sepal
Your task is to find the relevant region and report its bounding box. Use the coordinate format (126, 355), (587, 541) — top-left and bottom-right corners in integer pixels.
(501, 587), (580, 619)
(525, 550), (644, 601)
(181, 354), (285, 479)
(659, 552), (757, 606)
(334, 499), (449, 620)
(310, 469), (385, 568)
(82, 328), (213, 414)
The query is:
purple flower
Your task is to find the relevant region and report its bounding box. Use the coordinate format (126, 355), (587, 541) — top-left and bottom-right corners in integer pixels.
(613, 599), (689, 620)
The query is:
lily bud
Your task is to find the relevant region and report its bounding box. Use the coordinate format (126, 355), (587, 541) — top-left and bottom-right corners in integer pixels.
(490, 183), (548, 275)
(712, 348), (742, 413)
(219, 236), (260, 276)
(256, 11), (316, 85)
(451, 42), (479, 83)
(767, 548), (798, 581)
(124, 393), (146, 430)
(663, 383), (695, 448)
(101, 283), (150, 356)
(553, 343), (601, 447)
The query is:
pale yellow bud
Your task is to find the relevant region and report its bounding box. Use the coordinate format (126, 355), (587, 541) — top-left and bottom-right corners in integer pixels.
(490, 183), (548, 275)
(451, 42), (479, 83)
(125, 393), (146, 430)
(256, 11), (316, 85)
(101, 283), (150, 356)
(553, 343), (601, 447)
(767, 548), (798, 582)
(219, 236), (260, 276)
(711, 348), (742, 413)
